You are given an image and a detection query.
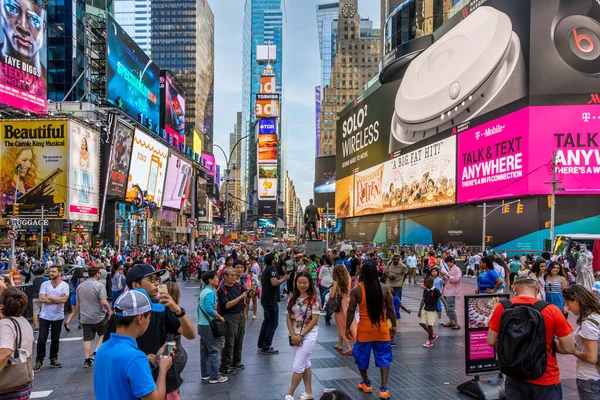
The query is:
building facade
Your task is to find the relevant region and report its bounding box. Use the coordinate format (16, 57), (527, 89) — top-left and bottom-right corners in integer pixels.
(113, 0), (152, 55)
(318, 0), (381, 157)
(241, 0), (285, 225)
(317, 3), (339, 89)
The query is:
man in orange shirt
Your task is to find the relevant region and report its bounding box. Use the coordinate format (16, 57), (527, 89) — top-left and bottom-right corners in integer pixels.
(487, 276), (575, 399)
(346, 260), (396, 400)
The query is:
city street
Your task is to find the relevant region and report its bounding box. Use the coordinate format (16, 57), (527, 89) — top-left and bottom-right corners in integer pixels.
(30, 278), (580, 400)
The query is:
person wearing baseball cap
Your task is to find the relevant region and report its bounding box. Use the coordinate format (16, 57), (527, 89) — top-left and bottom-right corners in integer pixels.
(94, 289), (172, 400)
(103, 264), (196, 399)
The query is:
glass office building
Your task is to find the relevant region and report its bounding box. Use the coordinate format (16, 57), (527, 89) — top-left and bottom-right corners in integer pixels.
(317, 3), (339, 89)
(241, 0), (285, 219)
(113, 0), (152, 55)
(151, 0), (215, 152)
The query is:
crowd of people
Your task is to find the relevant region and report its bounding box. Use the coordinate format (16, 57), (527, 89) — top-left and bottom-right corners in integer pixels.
(1, 241), (600, 399)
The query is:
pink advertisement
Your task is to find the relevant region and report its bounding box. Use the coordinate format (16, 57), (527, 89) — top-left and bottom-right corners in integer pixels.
(458, 105), (600, 203)
(529, 105), (600, 195)
(469, 331), (495, 360)
(457, 108), (530, 203)
(162, 154), (192, 210)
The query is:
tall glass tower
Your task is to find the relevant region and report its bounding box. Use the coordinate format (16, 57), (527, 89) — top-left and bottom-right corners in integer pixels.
(113, 0), (152, 55)
(241, 0), (285, 223)
(317, 3), (339, 89)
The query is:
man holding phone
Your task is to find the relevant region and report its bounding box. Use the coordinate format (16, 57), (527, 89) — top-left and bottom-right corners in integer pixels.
(94, 290), (173, 400)
(258, 253), (289, 355)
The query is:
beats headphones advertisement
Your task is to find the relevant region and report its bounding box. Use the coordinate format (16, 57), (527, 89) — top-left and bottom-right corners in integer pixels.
(530, 0), (600, 104)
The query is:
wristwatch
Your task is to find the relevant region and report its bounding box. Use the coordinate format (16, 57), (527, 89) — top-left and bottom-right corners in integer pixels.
(175, 308), (186, 318)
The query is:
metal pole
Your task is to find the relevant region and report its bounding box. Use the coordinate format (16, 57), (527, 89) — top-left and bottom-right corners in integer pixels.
(224, 167), (230, 237)
(12, 171), (19, 269)
(326, 202), (329, 249)
(481, 202), (487, 254)
(190, 172), (196, 250)
(40, 205), (44, 260)
(550, 151), (557, 250)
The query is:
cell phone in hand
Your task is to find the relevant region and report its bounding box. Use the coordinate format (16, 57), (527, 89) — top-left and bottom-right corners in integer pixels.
(158, 284), (168, 295)
(162, 341), (175, 357)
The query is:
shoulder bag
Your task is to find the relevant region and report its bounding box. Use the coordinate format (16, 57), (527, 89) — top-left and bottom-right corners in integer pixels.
(326, 291), (342, 312)
(199, 295), (226, 338)
(0, 318), (33, 395)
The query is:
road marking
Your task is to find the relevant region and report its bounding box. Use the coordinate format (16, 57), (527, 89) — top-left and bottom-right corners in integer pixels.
(46, 337), (83, 343)
(185, 286), (201, 289)
(30, 390), (53, 398)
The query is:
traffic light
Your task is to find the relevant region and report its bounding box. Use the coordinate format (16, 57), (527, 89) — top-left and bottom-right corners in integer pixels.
(517, 203), (524, 214)
(502, 204), (510, 214)
(13, 203), (19, 216)
(547, 195), (552, 209)
(320, 213), (325, 222)
(485, 236), (493, 243)
(58, 205), (64, 218)
(545, 221), (551, 229)
(116, 227), (121, 237)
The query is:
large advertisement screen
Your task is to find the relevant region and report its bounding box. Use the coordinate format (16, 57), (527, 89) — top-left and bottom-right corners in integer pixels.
(201, 153), (215, 177)
(126, 129), (168, 206)
(68, 122), (100, 221)
(160, 71), (185, 150)
(354, 135), (456, 217)
(106, 120), (134, 198)
(163, 153), (192, 210)
(0, 0), (47, 113)
(107, 15), (160, 132)
(258, 163), (277, 200)
(258, 133), (277, 162)
(457, 104), (600, 203)
(0, 120), (67, 208)
(314, 156), (335, 208)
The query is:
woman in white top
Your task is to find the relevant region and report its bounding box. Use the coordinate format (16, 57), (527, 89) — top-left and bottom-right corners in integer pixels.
(560, 285), (600, 400)
(318, 258), (335, 326)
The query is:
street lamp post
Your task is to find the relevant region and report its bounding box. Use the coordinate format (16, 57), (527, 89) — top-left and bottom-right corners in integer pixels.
(213, 134), (250, 236)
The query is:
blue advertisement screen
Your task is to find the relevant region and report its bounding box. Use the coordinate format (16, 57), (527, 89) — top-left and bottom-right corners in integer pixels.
(259, 217), (276, 229)
(258, 119), (277, 134)
(107, 15), (161, 132)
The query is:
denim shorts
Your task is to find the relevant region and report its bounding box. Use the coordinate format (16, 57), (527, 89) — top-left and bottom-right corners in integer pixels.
(577, 379), (600, 400)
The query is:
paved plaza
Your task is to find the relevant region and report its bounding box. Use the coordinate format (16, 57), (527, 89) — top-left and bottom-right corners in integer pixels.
(29, 279), (579, 399)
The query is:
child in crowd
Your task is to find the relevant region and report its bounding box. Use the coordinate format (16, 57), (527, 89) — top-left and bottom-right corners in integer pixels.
(430, 267), (444, 324)
(418, 276), (448, 348)
(387, 294), (411, 346)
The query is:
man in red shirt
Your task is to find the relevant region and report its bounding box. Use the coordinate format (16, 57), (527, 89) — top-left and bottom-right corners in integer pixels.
(487, 276), (575, 399)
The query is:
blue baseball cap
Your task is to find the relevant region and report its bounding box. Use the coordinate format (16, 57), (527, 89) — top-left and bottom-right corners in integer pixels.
(114, 289), (165, 316)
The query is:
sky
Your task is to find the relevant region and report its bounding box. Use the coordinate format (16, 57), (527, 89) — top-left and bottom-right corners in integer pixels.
(208, 0), (381, 208)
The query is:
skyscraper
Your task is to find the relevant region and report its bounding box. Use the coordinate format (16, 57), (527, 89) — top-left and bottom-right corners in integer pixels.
(318, 0), (381, 157)
(151, 0), (215, 151)
(113, 0), (152, 55)
(317, 2), (339, 89)
(241, 0), (285, 223)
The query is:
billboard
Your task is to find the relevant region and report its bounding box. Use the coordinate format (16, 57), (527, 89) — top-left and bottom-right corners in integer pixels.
(162, 153), (192, 210)
(314, 156), (335, 208)
(257, 45), (277, 63)
(0, 0), (47, 113)
(126, 129), (168, 206)
(335, 175), (354, 219)
(258, 216), (276, 230)
(255, 97), (280, 118)
(260, 75), (276, 93)
(258, 178), (277, 200)
(0, 120), (67, 208)
(106, 120), (134, 198)
(258, 134), (277, 162)
(159, 71), (185, 150)
(316, 86), (321, 157)
(458, 104), (600, 203)
(201, 153), (215, 177)
(68, 122), (100, 221)
(258, 119), (277, 134)
(107, 15), (160, 132)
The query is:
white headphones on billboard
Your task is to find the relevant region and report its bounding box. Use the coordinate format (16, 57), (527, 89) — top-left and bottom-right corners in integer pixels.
(389, 6), (527, 152)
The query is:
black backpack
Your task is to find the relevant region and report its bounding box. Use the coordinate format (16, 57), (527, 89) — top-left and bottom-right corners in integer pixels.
(497, 300), (550, 380)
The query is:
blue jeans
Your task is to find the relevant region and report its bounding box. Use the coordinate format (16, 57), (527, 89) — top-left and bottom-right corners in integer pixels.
(505, 377), (562, 400)
(198, 324), (221, 380)
(577, 379), (600, 400)
(177, 265), (188, 280)
(319, 285), (333, 320)
(393, 286), (403, 301)
(258, 303), (279, 351)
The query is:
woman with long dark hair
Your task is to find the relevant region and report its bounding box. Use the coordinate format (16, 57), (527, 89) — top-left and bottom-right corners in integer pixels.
(64, 267), (85, 332)
(476, 256), (503, 294)
(330, 264), (356, 354)
(285, 271), (321, 400)
(531, 260), (547, 300)
(545, 261), (568, 316)
(561, 285), (600, 399)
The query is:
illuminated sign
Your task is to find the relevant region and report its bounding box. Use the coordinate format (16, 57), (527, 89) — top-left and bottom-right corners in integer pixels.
(259, 119), (277, 134)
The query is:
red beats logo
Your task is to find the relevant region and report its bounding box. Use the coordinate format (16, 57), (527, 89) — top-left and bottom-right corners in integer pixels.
(572, 29), (595, 53)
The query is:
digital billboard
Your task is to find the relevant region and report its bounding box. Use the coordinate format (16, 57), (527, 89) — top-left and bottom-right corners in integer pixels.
(314, 156), (335, 208)
(255, 98), (280, 118)
(107, 15), (160, 132)
(201, 153), (215, 177)
(258, 134), (277, 162)
(258, 217), (276, 230)
(258, 178), (277, 200)
(354, 135), (456, 217)
(258, 119), (277, 134)
(68, 122), (100, 221)
(0, 0), (47, 113)
(162, 153), (192, 210)
(126, 128), (168, 206)
(0, 120), (67, 208)
(106, 119), (134, 198)
(260, 75), (276, 93)
(160, 71), (185, 150)
(457, 104), (600, 203)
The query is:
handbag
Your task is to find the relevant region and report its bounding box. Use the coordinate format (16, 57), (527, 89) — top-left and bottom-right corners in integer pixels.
(0, 318), (33, 395)
(289, 299), (311, 346)
(198, 298), (226, 338)
(326, 292), (342, 313)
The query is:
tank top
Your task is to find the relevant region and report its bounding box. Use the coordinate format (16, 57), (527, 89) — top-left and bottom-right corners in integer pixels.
(356, 283), (390, 342)
(545, 278), (563, 294)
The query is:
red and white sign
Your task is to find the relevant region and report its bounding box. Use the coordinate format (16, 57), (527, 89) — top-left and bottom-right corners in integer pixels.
(187, 218), (198, 229)
(7, 230), (17, 241)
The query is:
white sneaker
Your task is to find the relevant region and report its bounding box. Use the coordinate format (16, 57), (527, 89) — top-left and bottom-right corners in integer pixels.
(253, 315), (257, 320)
(285, 396), (294, 400)
(209, 376), (228, 384)
(299, 393), (314, 400)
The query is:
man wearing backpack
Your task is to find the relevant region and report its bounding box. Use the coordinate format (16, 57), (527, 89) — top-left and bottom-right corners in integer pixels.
(487, 276), (575, 399)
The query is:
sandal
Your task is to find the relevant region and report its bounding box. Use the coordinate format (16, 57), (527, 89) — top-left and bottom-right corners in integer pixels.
(442, 323), (455, 328)
(452, 326), (461, 330)
(341, 350), (353, 355)
(333, 345), (343, 352)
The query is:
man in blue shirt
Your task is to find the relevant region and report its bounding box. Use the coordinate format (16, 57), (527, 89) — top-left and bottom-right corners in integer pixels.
(94, 289), (172, 400)
(335, 251), (351, 272)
